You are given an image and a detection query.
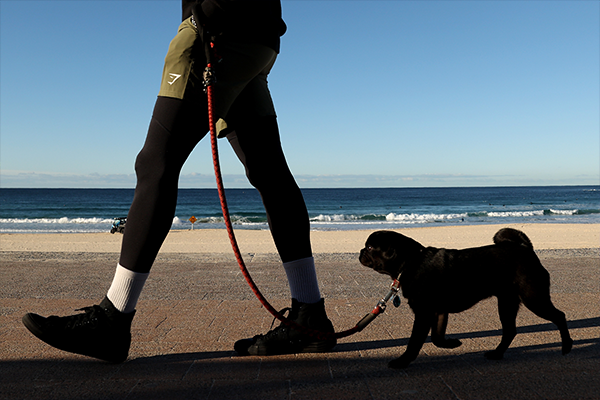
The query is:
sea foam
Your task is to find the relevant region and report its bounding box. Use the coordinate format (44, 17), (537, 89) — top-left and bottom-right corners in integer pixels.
(0, 217), (114, 224)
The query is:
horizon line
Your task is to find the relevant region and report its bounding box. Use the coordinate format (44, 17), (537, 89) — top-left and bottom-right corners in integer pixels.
(2, 184), (598, 190)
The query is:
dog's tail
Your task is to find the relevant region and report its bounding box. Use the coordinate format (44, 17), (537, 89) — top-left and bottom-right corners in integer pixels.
(493, 228), (533, 250)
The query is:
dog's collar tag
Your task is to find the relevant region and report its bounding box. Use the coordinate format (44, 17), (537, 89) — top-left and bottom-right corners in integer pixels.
(393, 295), (401, 308)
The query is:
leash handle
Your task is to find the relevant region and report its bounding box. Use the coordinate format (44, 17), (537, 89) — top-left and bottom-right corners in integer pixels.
(355, 308), (383, 332)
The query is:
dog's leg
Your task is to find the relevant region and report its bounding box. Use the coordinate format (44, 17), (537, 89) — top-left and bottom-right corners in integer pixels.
(388, 312), (432, 369)
(485, 294), (520, 360)
(521, 296), (573, 355)
(431, 313), (462, 349)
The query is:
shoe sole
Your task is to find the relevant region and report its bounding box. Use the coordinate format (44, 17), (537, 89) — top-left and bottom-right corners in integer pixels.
(247, 339), (337, 356)
(299, 339), (337, 353)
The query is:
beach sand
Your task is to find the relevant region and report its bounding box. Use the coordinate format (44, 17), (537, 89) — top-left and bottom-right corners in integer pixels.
(1, 223), (598, 399)
(1, 223), (598, 255)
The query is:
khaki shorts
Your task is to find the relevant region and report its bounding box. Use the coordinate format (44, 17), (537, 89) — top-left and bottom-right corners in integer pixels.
(158, 17), (278, 136)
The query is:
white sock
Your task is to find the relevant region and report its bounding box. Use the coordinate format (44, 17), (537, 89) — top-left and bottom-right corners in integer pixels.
(283, 256), (321, 304)
(106, 264), (149, 314)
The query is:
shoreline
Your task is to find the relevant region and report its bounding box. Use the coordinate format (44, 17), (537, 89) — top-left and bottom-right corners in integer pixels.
(1, 223), (598, 254)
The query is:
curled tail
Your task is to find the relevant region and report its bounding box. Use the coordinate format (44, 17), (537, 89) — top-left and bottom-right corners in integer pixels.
(493, 228), (533, 250)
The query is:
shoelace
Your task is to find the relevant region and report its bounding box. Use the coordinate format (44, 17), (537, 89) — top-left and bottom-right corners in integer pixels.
(262, 307), (292, 338)
(62, 305), (106, 330)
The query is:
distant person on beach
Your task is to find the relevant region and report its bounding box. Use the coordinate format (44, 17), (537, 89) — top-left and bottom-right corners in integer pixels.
(22, 0), (336, 363)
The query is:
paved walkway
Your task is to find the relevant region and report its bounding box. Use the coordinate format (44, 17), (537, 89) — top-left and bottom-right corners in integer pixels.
(1, 251), (598, 400)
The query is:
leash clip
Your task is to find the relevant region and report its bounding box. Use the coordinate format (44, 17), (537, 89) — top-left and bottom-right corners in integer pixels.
(375, 279), (401, 313)
(376, 299), (388, 313)
(203, 66), (216, 92)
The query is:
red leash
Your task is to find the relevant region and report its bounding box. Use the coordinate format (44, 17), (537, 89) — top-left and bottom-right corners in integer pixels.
(203, 40), (391, 340)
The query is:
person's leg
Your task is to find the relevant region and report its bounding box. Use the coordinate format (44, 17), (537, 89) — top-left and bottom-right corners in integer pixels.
(106, 16), (208, 313)
(226, 117), (310, 261)
(106, 97), (208, 313)
(22, 97), (209, 362)
(227, 116), (336, 355)
(226, 117), (320, 302)
(119, 97), (208, 273)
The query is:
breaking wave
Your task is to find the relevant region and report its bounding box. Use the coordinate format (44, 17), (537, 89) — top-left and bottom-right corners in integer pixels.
(0, 217), (114, 224)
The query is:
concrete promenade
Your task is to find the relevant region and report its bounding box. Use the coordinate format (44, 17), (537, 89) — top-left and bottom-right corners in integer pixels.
(1, 249), (598, 400)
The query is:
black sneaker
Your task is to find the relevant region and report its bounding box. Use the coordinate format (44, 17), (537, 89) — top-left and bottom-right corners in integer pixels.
(234, 298), (336, 356)
(22, 297), (134, 363)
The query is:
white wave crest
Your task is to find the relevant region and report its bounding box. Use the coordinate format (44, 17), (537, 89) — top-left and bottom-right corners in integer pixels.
(0, 217), (114, 224)
(385, 212), (468, 223)
(487, 210), (544, 218)
(173, 216), (222, 224)
(172, 215), (264, 226)
(549, 209), (577, 215)
(310, 214), (360, 222)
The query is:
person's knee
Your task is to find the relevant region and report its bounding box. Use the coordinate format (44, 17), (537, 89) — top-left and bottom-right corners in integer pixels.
(134, 147), (161, 184)
(134, 139), (177, 186)
(246, 160), (295, 192)
(241, 118), (294, 186)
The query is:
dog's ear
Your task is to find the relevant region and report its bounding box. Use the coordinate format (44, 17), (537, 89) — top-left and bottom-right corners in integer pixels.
(382, 246), (396, 260)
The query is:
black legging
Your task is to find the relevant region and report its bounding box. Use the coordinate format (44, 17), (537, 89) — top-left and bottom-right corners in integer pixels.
(119, 96), (312, 273)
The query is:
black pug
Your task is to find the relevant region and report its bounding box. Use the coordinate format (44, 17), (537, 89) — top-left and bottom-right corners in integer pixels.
(359, 228), (573, 369)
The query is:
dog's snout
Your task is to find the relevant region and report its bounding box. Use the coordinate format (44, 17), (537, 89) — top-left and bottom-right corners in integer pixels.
(359, 248), (373, 267)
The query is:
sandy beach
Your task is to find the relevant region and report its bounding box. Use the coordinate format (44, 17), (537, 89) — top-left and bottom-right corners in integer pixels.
(1, 223), (598, 255)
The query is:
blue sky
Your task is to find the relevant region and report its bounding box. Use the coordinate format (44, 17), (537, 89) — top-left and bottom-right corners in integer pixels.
(1, 0), (598, 188)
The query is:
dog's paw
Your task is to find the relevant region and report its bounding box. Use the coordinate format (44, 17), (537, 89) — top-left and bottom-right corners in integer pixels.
(562, 338), (573, 355)
(433, 338), (462, 349)
(484, 349), (504, 360)
(388, 355), (413, 369)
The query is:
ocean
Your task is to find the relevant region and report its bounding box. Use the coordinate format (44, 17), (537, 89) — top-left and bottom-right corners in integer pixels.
(0, 186), (598, 234)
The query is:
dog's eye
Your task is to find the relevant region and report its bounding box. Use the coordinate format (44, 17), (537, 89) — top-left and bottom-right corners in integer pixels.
(366, 245), (373, 251)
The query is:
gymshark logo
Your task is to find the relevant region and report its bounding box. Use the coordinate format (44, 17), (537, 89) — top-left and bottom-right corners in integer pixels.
(168, 73), (181, 85)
